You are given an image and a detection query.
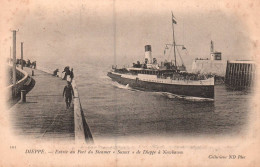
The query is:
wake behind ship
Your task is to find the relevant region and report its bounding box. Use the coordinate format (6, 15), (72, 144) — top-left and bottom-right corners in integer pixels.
(107, 13), (215, 99)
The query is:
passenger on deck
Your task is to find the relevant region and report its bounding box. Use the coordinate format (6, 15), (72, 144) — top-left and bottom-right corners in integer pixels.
(63, 81), (74, 109)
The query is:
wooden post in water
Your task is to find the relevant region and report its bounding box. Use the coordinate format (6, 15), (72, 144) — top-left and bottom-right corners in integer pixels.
(225, 61), (230, 85)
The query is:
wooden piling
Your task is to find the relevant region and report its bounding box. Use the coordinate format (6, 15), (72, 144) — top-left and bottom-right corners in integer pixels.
(225, 60), (255, 89)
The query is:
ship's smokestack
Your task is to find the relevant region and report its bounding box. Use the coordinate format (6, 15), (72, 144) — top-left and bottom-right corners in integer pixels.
(210, 40), (214, 53)
(145, 45), (152, 64)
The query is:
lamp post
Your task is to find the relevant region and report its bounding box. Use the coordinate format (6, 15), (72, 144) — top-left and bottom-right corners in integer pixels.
(21, 42), (24, 69)
(12, 30), (17, 85)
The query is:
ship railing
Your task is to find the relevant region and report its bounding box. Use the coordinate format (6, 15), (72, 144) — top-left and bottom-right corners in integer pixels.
(156, 74), (213, 81)
(141, 77), (214, 85)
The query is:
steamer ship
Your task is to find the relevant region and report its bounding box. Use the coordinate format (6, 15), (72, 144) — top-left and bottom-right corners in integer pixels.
(107, 13), (214, 99)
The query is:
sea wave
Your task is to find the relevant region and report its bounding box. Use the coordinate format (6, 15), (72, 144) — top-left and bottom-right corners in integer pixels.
(111, 81), (132, 90)
(160, 92), (214, 102)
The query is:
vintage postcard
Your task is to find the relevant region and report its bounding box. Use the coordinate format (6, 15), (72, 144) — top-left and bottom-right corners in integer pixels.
(0, 0), (259, 166)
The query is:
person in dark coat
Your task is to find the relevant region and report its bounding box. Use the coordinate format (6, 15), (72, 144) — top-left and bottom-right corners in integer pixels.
(70, 68), (74, 82)
(27, 59), (31, 67)
(62, 66), (70, 80)
(32, 61), (37, 69)
(63, 81), (74, 109)
(53, 69), (59, 77)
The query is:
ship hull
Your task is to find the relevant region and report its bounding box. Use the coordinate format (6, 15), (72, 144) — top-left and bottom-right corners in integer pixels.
(107, 72), (214, 99)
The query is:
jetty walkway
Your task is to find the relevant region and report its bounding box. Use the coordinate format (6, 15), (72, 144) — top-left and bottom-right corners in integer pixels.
(9, 67), (92, 143)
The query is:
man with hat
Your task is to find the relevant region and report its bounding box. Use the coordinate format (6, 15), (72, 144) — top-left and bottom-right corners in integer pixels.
(63, 81), (74, 109)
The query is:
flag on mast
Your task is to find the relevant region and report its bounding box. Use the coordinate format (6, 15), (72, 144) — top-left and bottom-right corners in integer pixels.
(172, 12), (177, 24)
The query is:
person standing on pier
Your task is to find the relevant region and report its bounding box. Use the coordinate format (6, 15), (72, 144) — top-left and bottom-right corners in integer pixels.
(62, 66), (70, 80)
(70, 68), (74, 82)
(63, 81), (74, 109)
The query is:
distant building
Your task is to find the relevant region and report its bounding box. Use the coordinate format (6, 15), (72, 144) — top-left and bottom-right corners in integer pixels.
(191, 41), (225, 76)
(210, 52), (222, 60)
(210, 40), (222, 61)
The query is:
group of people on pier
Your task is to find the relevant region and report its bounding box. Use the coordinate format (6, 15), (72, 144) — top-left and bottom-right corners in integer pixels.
(62, 66), (74, 81)
(52, 66), (74, 82)
(52, 66), (75, 109)
(8, 58), (37, 69)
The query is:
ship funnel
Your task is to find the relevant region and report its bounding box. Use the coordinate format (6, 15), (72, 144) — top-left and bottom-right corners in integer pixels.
(145, 45), (152, 64)
(210, 40), (214, 53)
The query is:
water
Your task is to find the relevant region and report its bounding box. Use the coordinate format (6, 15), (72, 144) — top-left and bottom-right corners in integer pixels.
(38, 61), (253, 140)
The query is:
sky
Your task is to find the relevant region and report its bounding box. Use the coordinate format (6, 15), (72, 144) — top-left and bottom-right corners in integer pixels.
(0, 0), (258, 69)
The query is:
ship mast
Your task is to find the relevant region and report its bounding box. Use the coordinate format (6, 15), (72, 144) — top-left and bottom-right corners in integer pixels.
(164, 12), (187, 70)
(172, 11), (177, 67)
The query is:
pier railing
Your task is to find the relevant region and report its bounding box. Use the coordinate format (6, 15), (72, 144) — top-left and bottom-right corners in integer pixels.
(36, 66), (93, 143)
(72, 80), (93, 144)
(6, 65), (30, 101)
